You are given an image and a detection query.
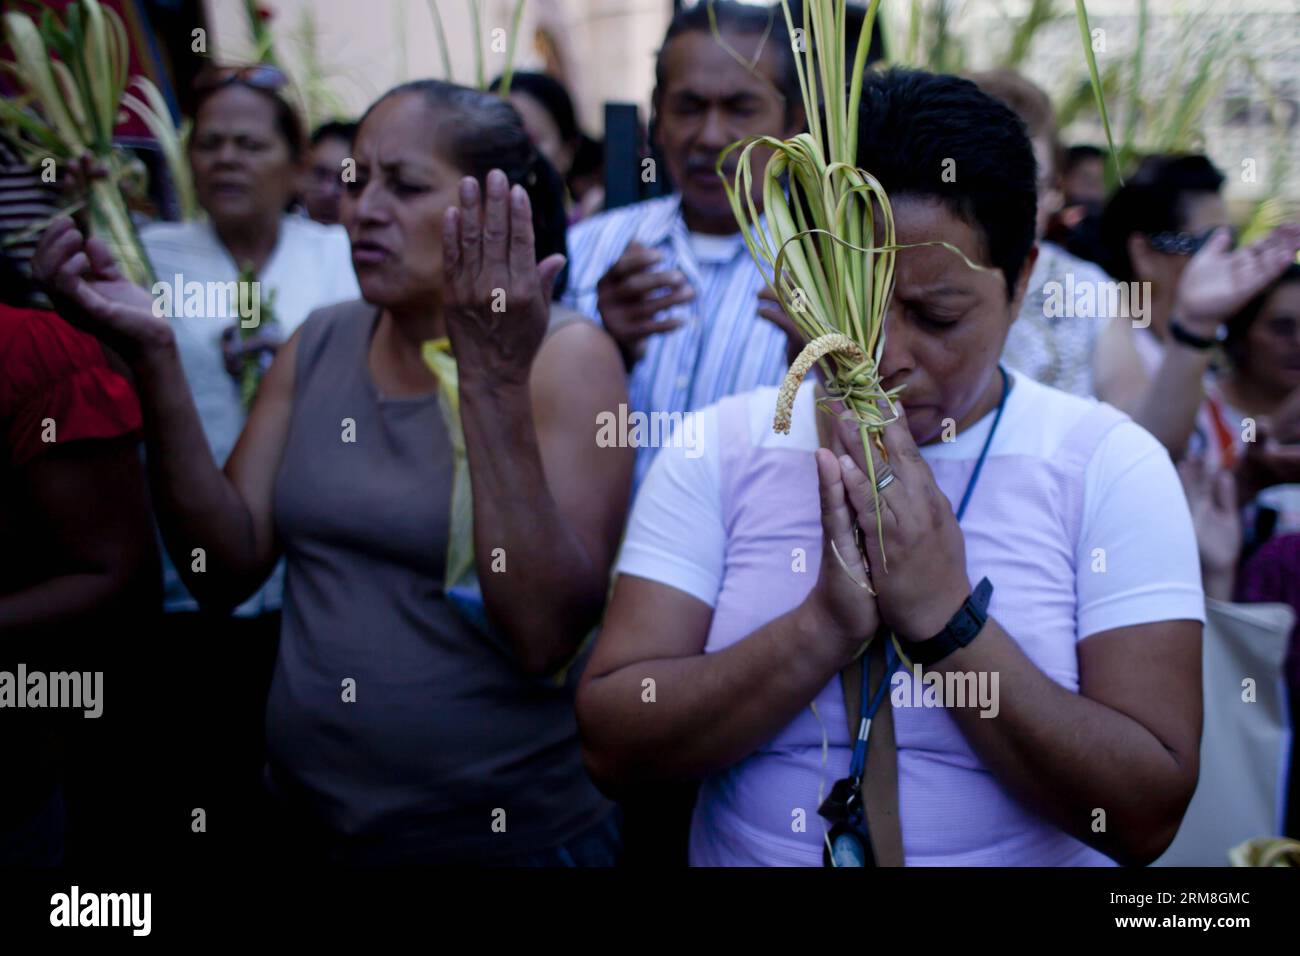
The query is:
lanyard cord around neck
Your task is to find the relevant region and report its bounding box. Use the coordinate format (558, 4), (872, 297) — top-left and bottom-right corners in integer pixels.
(846, 364), (1011, 782)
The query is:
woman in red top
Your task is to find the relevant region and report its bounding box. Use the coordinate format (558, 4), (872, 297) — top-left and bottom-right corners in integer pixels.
(0, 253), (159, 865)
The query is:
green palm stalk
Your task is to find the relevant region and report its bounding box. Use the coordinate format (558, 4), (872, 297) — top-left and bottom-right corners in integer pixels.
(122, 77), (199, 221)
(497, 0), (528, 95)
(1, 0), (153, 285)
(1002, 0), (1057, 69)
(721, 0), (903, 559)
(285, 8), (351, 132)
(427, 0), (528, 92)
(426, 0), (455, 82)
(235, 262), (277, 411)
(1072, 0), (1120, 182)
(242, 0), (280, 67)
(467, 0), (485, 90)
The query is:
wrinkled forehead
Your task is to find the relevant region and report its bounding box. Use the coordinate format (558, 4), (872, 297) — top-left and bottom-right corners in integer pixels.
(354, 93), (452, 174)
(658, 28), (784, 102)
(194, 85), (279, 138)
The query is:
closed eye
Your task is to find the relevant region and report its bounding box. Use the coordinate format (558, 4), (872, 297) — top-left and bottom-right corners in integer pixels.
(910, 306), (963, 330)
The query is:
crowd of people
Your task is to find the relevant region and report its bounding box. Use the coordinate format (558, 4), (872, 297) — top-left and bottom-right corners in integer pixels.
(3, 1), (1299, 867)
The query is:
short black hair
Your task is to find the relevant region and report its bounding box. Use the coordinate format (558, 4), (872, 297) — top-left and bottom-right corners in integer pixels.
(1098, 153), (1225, 281)
(853, 68), (1038, 298)
(654, 1), (799, 121)
(1064, 144), (1104, 172)
(489, 72), (580, 145)
(310, 120), (358, 148)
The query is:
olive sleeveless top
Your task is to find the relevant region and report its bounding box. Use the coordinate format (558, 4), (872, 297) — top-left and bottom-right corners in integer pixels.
(268, 299), (608, 862)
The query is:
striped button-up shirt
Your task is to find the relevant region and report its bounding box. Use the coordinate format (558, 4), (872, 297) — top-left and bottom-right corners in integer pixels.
(563, 193), (789, 486)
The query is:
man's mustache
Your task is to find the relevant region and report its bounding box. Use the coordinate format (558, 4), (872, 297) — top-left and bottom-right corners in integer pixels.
(686, 157), (737, 178)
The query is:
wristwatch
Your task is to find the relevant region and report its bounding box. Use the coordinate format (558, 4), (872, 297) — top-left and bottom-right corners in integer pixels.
(1168, 318), (1225, 351)
(900, 577), (993, 667)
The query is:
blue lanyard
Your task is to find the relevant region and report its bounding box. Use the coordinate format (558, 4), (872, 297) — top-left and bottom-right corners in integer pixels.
(846, 365), (1010, 782)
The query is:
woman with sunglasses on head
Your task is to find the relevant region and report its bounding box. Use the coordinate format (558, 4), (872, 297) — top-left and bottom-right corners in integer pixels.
(130, 65), (361, 860)
(143, 66), (360, 472)
(1091, 154), (1300, 461)
(35, 79), (631, 865)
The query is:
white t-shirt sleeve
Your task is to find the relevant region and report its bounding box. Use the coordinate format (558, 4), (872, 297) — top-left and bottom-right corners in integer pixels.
(614, 405), (726, 607)
(1076, 420), (1206, 639)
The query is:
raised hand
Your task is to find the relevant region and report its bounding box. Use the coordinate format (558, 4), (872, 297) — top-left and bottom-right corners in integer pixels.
(32, 217), (172, 358)
(1175, 223), (1300, 335)
(441, 169), (565, 389)
(1177, 457), (1241, 600)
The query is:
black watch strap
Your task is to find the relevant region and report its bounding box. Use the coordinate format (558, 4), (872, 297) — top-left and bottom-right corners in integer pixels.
(1168, 319), (1220, 351)
(901, 577), (993, 667)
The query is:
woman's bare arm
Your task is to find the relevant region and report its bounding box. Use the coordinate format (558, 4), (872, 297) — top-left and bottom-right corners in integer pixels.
(33, 218), (293, 613)
(459, 317), (634, 675)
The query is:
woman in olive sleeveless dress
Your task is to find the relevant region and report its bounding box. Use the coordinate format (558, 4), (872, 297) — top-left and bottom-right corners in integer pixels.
(36, 80), (632, 864)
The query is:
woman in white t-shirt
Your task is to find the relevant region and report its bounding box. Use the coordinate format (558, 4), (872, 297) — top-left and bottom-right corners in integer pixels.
(137, 67), (357, 860)
(141, 66), (359, 620)
(577, 69), (1206, 867)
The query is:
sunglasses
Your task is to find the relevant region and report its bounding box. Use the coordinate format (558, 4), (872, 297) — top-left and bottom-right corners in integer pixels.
(194, 64), (289, 94)
(1147, 227), (1234, 256)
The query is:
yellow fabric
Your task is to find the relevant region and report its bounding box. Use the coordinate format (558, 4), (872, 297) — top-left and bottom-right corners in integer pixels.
(420, 338), (592, 686)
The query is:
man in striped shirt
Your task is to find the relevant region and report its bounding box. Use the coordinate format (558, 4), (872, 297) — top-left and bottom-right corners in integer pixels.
(563, 2), (805, 487)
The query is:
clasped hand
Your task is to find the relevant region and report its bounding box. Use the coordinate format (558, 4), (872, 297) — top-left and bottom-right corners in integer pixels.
(809, 400), (972, 651)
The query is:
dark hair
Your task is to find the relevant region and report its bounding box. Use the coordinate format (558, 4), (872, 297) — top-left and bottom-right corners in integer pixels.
(310, 120), (358, 148)
(1064, 144), (1104, 172)
(358, 80), (568, 298)
(1225, 263), (1300, 368)
(654, 1), (800, 122)
(1098, 153), (1225, 282)
(489, 72), (580, 145)
(853, 68), (1038, 298)
(192, 80), (306, 162)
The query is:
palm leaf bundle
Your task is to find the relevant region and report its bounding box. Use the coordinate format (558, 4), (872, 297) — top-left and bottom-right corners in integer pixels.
(0, 0), (153, 284)
(120, 77), (199, 222)
(720, 0), (908, 559)
(721, 0), (1118, 558)
(235, 262), (277, 411)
